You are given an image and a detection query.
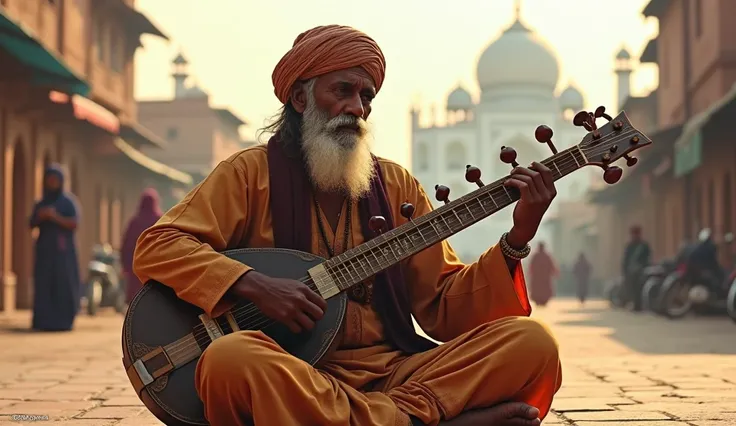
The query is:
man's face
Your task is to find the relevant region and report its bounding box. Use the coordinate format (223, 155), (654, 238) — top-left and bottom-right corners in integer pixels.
(291, 67), (377, 199)
(45, 174), (61, 192)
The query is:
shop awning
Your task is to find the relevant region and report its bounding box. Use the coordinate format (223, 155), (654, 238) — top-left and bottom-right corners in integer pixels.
(114, 138), (193, 185)
(674, 83), (736, 177)
(49, 90), (120, 134)
(119, 121), (167, 148)
(0, 9), (89, 96)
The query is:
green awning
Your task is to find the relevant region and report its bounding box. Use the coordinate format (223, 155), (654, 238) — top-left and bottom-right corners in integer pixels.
(674, 82), (736, 177)
(0, 9), (89, 96)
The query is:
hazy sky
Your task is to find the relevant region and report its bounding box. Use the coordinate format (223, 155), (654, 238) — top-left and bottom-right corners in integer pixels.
(133, 0), (659, 168)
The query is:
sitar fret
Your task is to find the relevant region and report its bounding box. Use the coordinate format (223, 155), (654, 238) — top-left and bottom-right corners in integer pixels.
(324, 147), (585, 293)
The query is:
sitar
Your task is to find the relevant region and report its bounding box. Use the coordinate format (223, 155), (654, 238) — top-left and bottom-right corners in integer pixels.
(122, 106), (652, 425)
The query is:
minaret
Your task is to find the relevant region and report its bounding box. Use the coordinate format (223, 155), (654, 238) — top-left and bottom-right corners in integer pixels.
(171, 52), (189, 99)
(615, 47), (632, 112)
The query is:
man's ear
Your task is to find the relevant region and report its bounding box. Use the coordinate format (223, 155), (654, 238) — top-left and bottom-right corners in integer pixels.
(290, 82), (307, 114)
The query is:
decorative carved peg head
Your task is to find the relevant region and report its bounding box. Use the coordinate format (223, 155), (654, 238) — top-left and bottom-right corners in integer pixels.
(500, 146), (519, 168)
(368, 216), (387, 234)
(434, 184), (451, 204)
(400, 202), (415, 220)
(465, 165), (484, 187)
(603, 166), (623, 184)
(534, 125), (558, 154)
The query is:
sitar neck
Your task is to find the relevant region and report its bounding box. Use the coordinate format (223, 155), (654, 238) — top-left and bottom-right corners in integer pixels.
(318, 146), (587, 296)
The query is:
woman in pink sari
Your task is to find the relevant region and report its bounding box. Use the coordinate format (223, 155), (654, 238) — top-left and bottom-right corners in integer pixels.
(121, 188), (163, 303)
(529, 242), (559, 307)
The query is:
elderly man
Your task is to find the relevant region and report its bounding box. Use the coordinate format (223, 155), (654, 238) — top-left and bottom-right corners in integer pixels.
(133, 25), (561, 426)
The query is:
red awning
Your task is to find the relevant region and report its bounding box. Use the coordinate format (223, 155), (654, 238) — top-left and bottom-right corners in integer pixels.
(49, 90), (120, 134)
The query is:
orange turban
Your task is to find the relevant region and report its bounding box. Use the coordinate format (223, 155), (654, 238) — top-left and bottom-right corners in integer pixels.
(272, 25), (386, 104)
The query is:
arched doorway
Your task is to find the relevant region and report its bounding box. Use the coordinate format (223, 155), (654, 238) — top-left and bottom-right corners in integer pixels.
(11, 139), (31, 309)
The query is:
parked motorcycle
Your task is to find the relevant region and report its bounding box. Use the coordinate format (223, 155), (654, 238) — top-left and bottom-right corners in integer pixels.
(656, 230), (733, 319)
(605, 276), (626, 308)
(641, 242), (696, 313)
(640, 258), (676, 313)
(85, 243), (126, 316)
(726, 268), (736, 323)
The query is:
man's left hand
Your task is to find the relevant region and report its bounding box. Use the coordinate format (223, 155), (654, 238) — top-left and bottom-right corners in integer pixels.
(504, 162), (556, 248)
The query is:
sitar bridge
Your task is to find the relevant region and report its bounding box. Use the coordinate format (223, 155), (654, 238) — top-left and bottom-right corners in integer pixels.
(199, 314), (224, 341)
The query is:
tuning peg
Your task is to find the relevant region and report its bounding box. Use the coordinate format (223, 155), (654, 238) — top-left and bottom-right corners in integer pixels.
(465, 164), (484, 187)
(573, 111), (595, 131)
(594, 106), (613, 121)
(534, 125), (558, 154)
(603, 166), (623, 185)
(500, 146), (519, 168)
(624, 154), (638, 167)
(400, 202), (415, 220)
(434, 184), (451, 204)
(368, 215), (387, 234)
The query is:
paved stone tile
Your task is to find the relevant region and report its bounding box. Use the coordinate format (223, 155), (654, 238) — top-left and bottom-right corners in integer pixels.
(77, 406), (146, 419)
(575, 422), (691, 426)
(565, 410), (673, 422)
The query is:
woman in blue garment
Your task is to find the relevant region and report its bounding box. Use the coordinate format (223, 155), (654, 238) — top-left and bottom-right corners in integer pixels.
(29, 165), (81, 331)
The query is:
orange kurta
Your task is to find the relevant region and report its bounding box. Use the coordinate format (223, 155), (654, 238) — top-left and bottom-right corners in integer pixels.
(133, 146), (562, 426)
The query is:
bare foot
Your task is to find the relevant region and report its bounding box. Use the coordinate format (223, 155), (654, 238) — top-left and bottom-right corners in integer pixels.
(438, 402), (541, 426)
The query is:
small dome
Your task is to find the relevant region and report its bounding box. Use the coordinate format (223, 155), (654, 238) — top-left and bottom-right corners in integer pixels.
(616, 47), (631, 60)
(447, 85), (473, 110)
(559, 84), (584, 111)
(475, 19), (560, 92)
(172, 52), (188, 65)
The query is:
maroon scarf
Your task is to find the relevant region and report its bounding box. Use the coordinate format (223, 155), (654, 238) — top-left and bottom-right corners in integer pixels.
(267, 134), (436, 354)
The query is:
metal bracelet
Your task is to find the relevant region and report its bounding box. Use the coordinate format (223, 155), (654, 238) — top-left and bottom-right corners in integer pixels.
(500, 232), (531, 260)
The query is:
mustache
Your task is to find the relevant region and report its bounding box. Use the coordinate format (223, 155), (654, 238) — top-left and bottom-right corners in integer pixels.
(324, 114), (366, 132)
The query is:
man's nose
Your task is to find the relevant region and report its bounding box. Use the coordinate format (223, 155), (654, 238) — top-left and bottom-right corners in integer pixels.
(343, 94), (365, 118)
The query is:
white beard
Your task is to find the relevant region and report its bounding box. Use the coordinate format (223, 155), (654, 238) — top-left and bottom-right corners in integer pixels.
(300, 91), (376, 200)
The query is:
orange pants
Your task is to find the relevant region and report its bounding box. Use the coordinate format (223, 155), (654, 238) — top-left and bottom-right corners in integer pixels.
(195, 317), (562, 426)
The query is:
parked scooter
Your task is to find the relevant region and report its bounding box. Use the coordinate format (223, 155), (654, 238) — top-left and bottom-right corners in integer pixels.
(85, 243), (126, 315)
(656, 230), (733, 319)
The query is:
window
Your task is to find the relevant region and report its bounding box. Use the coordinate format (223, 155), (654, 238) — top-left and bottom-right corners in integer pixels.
(445, 141), (466, 169)
(694, 0), (703, 38)
(110, 27), (125, 72)
(167, 127), (179, 141)
(660, 42), (668, 87)
(415, 143), (429, 171)
(95, 19), (106, 63)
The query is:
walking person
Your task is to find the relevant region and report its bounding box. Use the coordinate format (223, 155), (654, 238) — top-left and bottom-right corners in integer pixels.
(29, 165), (81, 331)
(121, 188), (163, 304)
(621, 225), (651, 311)
(573, 252), (592, 305)
(529, 242), (559, 307)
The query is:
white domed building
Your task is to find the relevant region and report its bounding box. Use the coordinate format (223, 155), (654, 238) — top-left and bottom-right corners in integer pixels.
(410, 4), (591, 262)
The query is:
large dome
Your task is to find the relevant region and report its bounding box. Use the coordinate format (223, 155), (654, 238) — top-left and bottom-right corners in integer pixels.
(475, 18), (560, 92)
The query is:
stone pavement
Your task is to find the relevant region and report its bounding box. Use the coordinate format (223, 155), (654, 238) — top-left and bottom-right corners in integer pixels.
(0, 299), (735, 425)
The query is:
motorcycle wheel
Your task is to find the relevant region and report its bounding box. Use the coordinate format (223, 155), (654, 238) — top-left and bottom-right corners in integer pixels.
(641, 277), (662, 312)
(727, 278), (736, 324)
(607, 278), (625, 308)
(87, 277), (103, 316)
(658, 273), (693, 319)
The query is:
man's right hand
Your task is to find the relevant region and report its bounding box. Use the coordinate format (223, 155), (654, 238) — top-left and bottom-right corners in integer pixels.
(231, 271), (327, 333)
